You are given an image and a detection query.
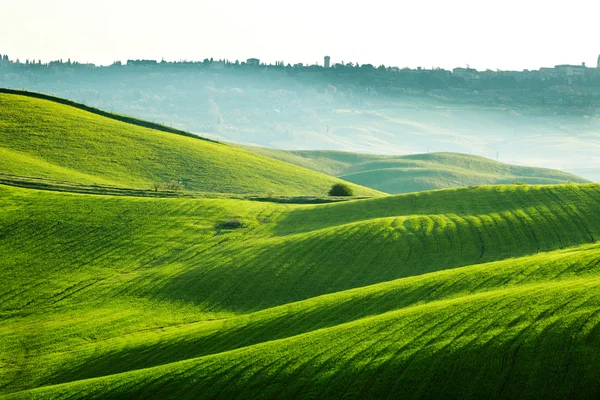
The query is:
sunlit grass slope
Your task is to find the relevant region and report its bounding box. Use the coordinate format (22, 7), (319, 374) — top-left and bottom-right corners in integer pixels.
(2, 183), (600, 398)
(14, 277), (600, 400)
(239, 146), (588, 194)
(0, 92), (381, 196)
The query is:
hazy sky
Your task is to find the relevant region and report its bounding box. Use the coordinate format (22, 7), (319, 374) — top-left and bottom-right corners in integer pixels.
(2, 0), (599, 70)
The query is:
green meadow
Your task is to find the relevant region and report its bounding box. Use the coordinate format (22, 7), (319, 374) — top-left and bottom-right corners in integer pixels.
(239, 146), (589, 194)
(0, 92), (380, 197)
(1, 91), (600, 399)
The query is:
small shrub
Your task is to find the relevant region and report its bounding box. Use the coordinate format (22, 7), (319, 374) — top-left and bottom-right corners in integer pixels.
(219, 219), (246, 229)
(151, 183), (161, 192)
(328, 183), (354, 197)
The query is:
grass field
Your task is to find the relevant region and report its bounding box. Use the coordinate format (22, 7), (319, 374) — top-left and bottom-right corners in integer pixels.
(1, 90), (599, 399)
(0, 92), (381, 197)
(1, 183), (600, 399)
(239, 146), (589, 194)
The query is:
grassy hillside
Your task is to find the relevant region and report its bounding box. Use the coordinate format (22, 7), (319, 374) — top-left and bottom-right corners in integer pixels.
(238, 145), (589, 194)
(2, 183), (600, 399)
(0, 92), (381, 197)
(15, 276), (600, 400)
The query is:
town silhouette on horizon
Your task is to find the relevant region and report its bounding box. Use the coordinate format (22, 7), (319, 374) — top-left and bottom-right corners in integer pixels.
(2, 53), (600, 83)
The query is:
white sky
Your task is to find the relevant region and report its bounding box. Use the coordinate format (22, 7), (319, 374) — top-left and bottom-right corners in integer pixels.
(1, 0), (599, 70)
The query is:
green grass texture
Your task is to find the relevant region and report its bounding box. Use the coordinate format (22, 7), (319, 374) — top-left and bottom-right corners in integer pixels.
(0, 92), (381, 197)
(238, 146), (589, 194)
(1, 182), (600, 399)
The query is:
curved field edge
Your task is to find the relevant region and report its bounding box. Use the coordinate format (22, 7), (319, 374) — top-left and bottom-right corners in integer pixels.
(0, 92), (382, 196)
(4, 242), (599, 392)
(0, 88), (214, 142)
(2, 183), (600, 317)
(236, 146), (589, 194)
(5, 278), (600, 400)
(274, 183), (600, 235)
(1, 183), (600, 395)
(337, 166), (585, 194)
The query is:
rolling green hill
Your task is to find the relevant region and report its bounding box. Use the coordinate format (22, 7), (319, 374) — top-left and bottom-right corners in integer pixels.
(2, 183), (600, 399)
(2, 89), (600, 399)
(238, 146), (589, 194)
(0, 91), (381, 197)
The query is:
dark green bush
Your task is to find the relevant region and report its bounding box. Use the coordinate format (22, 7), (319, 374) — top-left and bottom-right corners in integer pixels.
(219, 219), (246, 229)
(328, 183), (354, 197)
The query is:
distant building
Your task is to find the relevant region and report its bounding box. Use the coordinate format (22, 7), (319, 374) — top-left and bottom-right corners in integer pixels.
(555, 63), (587, 77)
(324, 56), (331, 69)
(539, 67), (558, 80)
(498, 70), (525, 79)
(293, 63), (304, 68)
(246, 58), (260, 66)
(452, 67), (478, 79)
(479, 70), (498, 79)
(210, 60), (226, 69)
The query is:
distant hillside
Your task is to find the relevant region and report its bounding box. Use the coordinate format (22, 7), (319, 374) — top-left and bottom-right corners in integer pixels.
(238, 146), (589, 194)
(3, 61), (599, 183)
(0, 91), (382, 197)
